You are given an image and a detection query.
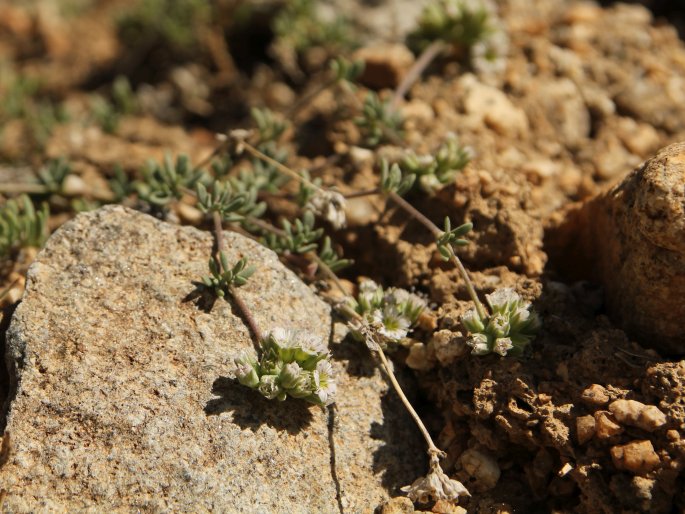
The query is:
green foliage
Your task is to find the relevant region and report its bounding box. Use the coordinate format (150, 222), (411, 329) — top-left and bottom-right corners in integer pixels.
(196, 181), (266, 223)
(109, 165), (135, 203)
(251, 107), (288, 146)
(329, 56), (365, 85)
(317, 236), (352, 273)
(89, 76), (137, 134)
(0, 72), (68, 148)
(294, 169), (322, 208)
(461, 288), (540, 356)
(202, 254), (256, 297)
(407, 0), (493, 53)
(210, 155), (234, 179)
(355, 92), (404, 147)
(379, 159), (415, 196)
(37, 158), (71, 195)
(117, 0), (210, 49)
(402, 135), (472, 194)
(135, 154), (206, 206)
(234, 328), (336, 406)
(0, 195), (49, 258)
(436, 217), (472, 260)
(112, 76), (137, 116)
(272, 0), (355, 54)
(263, 211), (322, 255)
(235, 142), (290, 194)
(90, 95), (119, 134)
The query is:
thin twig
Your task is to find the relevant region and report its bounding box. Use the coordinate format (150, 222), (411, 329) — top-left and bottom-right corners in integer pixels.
(285, 77), (336, 119)
(240, 141), (324, 193)
(246, 216), (286, 237)
(387, 191), (487, 320)
(0, 183), (49, 195)
(228, 284), (264, 343)
(391, 40), (446, 109)
(212, 211), (226, 260)
(343, 188), (379, 199)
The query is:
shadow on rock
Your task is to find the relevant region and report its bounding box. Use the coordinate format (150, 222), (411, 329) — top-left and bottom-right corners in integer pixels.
(205, 376), (314, 435)
(182, 282), (218, 314)
(330, 335), (377, 378)
(370, 387), (425, 494)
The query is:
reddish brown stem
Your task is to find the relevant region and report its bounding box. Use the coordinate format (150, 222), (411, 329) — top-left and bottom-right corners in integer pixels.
(212, 211), (264, 343)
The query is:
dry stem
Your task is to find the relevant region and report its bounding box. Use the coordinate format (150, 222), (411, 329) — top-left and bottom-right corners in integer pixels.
(385, 191), (487, 320)
(391, 40), (446, 109)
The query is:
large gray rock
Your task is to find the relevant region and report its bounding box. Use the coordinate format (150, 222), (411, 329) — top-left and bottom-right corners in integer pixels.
(0, 206), (423, 512)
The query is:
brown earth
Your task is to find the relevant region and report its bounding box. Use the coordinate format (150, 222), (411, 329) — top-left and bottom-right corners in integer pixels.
(1, 0), (685, 512)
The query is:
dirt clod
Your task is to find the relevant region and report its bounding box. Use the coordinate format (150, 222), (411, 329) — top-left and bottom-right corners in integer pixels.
(611, 440), (661, 474)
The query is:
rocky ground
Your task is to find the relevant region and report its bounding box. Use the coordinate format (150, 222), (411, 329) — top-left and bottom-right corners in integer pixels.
(0, 0), (684, 512)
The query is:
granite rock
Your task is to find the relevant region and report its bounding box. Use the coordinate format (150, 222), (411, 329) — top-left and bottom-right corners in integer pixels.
(0, 206), (423, 512)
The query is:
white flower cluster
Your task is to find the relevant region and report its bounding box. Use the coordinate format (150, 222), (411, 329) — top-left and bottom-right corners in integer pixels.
(461, 288), (541, 356)
(348, 280), (427, 348)
(233, 328), (336, 406)
(305, 189), (347, 230)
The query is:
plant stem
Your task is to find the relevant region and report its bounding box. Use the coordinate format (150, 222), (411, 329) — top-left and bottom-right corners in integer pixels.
(0, 183), (49, 195)
(375, 344), (443, 457)
(0, 183), (112, 201)
(387, 191), (487, 320)
(240, 141), (325, 194)
(391, 40), (446, 109)
(285, 77), (336, 119)
(336, 301), (444, 458)
(212, 211), (264, 343)
(245, 216), (286, 237)
(343, 188), (379, 199)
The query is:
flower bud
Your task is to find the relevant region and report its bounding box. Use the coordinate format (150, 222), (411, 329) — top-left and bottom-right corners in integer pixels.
(279, 362), (304, 390)
(234, 353), (259, 388)
(258, 375), (284, 400)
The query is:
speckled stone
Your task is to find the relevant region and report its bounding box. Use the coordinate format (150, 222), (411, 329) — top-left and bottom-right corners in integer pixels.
(594, 143), (685, 355)
(549, 142), (685, 355)
(0, 206), (423, 512)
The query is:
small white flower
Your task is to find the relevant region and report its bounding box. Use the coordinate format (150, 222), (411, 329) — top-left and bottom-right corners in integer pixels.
(299, 333), (328, 356)
(315, 359), (334, 377)
(468, 333), (490, 355)
(488, 313), (510, 338)
(279, 361), (303, 390)
(493, 337), (513, 356)
(234, 352), (259, 388)
(306, 190), (347, 229)
(486, 287), (519, 311)
(258, 375), (283, 400)
(312, 360), (336, 406)
(359, 279), (380, 294)
(270, 327), (295, 346)
(372, 306), (411, 342)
